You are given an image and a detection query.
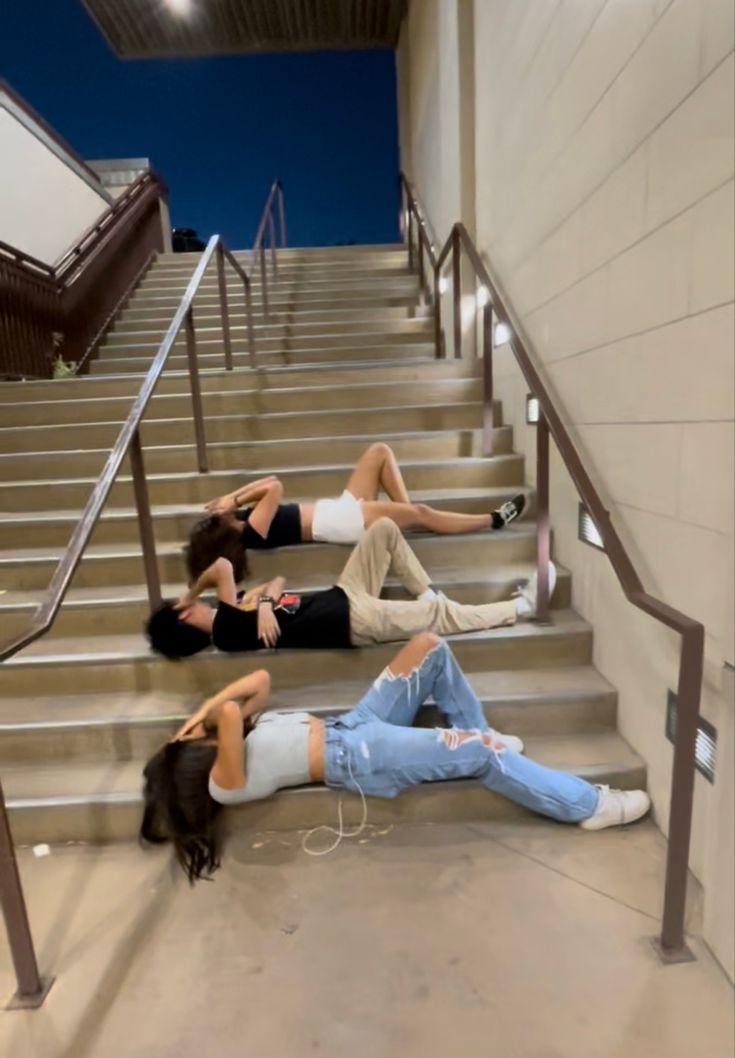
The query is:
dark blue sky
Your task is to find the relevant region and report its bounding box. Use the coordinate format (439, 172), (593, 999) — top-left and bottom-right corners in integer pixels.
(0, 2), (400, 247)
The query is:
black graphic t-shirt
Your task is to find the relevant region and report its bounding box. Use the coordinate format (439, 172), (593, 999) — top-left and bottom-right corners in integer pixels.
(212, 587), (352, 652)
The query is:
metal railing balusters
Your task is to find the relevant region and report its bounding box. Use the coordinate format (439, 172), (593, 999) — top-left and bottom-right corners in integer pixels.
(216, 242), (233, 371)
(184, 306), (208, 474)
(130, 428), (162, 610)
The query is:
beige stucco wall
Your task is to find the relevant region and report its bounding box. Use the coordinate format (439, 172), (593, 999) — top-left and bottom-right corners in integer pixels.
(398, 0), (735, 978)
(0, 105), (110, 265)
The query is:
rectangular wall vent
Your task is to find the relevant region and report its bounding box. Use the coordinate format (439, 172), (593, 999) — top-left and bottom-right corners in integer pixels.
(666, 690), (717, 784)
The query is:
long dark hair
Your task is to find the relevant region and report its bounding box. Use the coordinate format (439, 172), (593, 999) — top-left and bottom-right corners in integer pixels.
(185, 516), (249, 583)
(140, 719), (255, 884)
(140, 740), (223, 883)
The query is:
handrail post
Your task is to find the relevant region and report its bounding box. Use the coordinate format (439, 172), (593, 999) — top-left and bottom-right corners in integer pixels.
(407, 209), (415, 272)
(655, 623), (704, 961)
(0, 779), (53, 1009)
(243, 274), (256, 369)
(216, 242), (233, 371)
(259, 245), (269, 320)
(482, 303), (494, 455)
(277, 185), (287, 247)
(417, 232), (426, 303)
(452, 227), (462, 359)
(129, 428), (162, 610)
(268, 211), (277, 278)
(535, 409), (551, 623)
(433, 268), (442, 359)
(184, 307), (209, 473)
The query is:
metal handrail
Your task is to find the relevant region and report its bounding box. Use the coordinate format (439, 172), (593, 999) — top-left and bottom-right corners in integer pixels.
(250, 179), (286, 318)
(0, 181), (283, 1006)
(400, 171), (704, 961)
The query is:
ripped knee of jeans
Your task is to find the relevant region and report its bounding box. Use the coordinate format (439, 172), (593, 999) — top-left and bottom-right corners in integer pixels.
(437, 728), (508, 753)
(378, 637), (445, 689)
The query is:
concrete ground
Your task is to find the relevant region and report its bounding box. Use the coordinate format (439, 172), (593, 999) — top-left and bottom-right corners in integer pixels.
(0, 820), (732, 1058)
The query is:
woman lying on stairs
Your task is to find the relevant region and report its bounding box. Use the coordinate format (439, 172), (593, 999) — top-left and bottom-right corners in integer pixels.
(184, 441), (526, 582)
(147, 518), (555, 659)
(140, 633), (651, 883)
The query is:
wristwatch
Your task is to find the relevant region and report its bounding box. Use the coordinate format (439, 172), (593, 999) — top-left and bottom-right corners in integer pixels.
(257, 595), (274, 607)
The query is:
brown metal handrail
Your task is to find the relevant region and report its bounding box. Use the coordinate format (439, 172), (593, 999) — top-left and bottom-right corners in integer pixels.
(0, 219), (267, 1005)
(249, 179), (286, 319)
(400, 172), (704, 962)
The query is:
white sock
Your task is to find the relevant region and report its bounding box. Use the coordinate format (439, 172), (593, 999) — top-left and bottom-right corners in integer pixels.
(515, 595), (533, 618)
(418, 587), (438, 603)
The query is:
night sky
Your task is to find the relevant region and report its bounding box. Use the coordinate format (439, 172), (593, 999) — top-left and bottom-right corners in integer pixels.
(0, 1), (401, 247)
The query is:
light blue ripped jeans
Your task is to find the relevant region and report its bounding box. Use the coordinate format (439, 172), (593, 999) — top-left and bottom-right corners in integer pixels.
(324, 640), (599, 823)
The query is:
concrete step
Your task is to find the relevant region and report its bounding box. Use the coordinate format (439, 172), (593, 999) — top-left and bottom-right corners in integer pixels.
(137, 262), (413, 292)
(101, 315), (433, 350)
(88, 341), (437, 375)
(0, 611), (594, 696)
(0, 374), (481, 431)
(0, 454), (524, 514)
(112, 304), (421, 334)
(126, 287), (423, 316)
(0, 485), (527, 551)
(118, 293), (422, 324)
(0, 401), (486, 457)
(0, 517), (535, 591)
(134, 273), (421, 300)
(153, 245), (406, 271)
(2, 730), (644, 845)
(0, 666), (616, 764)
(0, 356), (479, 405)
(0, 554), (568, 639)
(0, 426), (513, 482)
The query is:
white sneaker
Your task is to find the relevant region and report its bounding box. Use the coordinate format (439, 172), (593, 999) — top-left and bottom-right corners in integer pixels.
(488, 729), (524, 754)
(514, 562), (557, 618)
(579, 785), (651, 830)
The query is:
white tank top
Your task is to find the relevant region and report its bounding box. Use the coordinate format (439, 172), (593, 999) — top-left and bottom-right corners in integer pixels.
(208, 710), (312, 805)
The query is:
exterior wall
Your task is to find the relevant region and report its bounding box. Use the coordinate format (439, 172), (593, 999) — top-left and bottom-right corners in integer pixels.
(398, 0), (735, 979)
(0, 99), (110, 265)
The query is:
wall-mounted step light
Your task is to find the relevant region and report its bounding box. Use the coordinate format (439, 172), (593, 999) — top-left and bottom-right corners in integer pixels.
(494, 321), (512, 346)
(476, 285), (490, 308)
(526, 394), (540, 424)
(666, 691), (717, 784)
(166, 0), (193, 15)
(438, 276), (448, 294)
(578, 503), (605, 550)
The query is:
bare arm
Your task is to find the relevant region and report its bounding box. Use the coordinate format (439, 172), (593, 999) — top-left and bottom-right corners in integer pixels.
(171, 669), (271, 742)
(179, 556), (239, 609)
(243, 478), (285, 540)
(209, 700), (247, 791)
(204, 475), (280, 515)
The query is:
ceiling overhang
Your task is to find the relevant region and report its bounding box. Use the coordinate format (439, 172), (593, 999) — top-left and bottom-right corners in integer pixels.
(82, 0), (408, 59)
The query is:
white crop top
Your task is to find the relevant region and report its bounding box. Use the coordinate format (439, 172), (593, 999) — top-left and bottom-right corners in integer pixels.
(208, 710), (312, 805)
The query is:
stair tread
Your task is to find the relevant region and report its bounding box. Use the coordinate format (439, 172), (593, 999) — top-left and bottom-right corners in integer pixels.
(0, 488), (526, 531)
(0, 666), (615, 727)
(2, 730), (642, 805)
(5, 609), (589, 665)
(0, 520), (535, 566)
(0, 558), (566, 612)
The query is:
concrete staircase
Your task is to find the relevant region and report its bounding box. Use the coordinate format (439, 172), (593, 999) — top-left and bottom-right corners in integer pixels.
(0, 244), (644, 846)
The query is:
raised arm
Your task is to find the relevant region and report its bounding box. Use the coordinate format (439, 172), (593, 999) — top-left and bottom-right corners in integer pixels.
(171, 669), (272, 742)
(204, 475), (281, 516)
(179, 556), (239, 609)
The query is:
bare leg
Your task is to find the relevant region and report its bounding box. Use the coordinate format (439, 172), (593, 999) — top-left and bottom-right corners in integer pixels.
(344, 442), (411, 503)
(363, 500), (492, 535)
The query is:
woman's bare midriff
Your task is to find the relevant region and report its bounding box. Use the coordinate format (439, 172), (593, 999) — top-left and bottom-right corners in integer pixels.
(298, 502), (315, 541)
(308, 716), (326, 782)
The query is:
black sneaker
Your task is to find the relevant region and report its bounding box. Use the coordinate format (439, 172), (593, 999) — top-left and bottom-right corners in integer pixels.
(492, 493), (526, 529)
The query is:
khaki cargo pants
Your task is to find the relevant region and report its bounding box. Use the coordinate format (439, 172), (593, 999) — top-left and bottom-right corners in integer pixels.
(336, 517), (517, 647)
